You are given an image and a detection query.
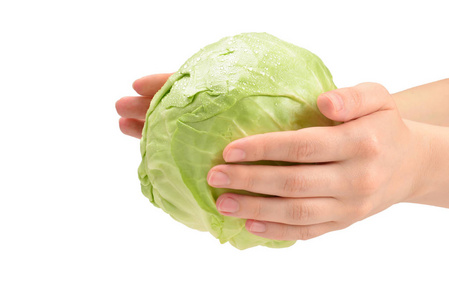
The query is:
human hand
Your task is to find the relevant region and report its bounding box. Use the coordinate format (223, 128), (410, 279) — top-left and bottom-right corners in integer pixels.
(116, 73), (172, 138)
(207, 83), (430, 241)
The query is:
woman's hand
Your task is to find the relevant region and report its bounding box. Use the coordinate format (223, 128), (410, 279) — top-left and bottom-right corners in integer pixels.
(117, 75), (449, 239)
(116, 73), (172, 138)
(207, 83), (431, 241)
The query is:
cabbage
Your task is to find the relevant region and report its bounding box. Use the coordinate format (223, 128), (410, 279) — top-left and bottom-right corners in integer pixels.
(138, 32), (337, 249)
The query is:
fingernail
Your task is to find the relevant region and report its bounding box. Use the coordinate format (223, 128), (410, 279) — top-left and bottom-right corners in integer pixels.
(207, 171), (230, 187)
(247, 220), (266, 233)
(225, 148), (246, 162)
(326, 93), (344, 112)
(217, 197), (239, 213)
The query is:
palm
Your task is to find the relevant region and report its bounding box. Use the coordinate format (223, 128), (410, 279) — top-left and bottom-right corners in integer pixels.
(116, 73), (172, 138)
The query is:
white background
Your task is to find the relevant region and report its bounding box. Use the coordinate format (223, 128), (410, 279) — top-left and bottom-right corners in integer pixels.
(1, 0), (448, 299)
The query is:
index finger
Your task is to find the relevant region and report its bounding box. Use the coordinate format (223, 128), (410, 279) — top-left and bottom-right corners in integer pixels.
(132, 73), (173, 96)
(223, 125), (354, 163)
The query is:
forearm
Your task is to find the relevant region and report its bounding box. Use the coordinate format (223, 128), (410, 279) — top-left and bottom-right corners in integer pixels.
(394, 79), (449, 208)
(393, 79), (449, 127)
(405, 121), (449, 208)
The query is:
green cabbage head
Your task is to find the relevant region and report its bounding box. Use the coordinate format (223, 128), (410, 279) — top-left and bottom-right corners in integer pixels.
(138, 32), (338, 249)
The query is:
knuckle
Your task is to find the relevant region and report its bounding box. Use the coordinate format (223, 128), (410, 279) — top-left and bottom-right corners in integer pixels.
(282, 174), (307, 195)
(335, 221), (351, 231)
(346, 87), (364, 112)
(355, 167), (382, 196)
(357, 131), (382, 158)
(370, 82), (389, 96)
(257, 141), (269, 160)
(272, 225), (317, 241)
(250, 198), (262, 220)
(244, 175), (256, 190)
(358, 82), (388, 96)
(286, 200), (312, 224)
(296, 226), (314, 241)
(277, 225), (291, 240)
(255, 136), (272, 160)
(242, 136), (268, 161)
(352, 200), (374, 221)
(359, 82), (395, 109)
(235, 166), (255, 190)
(288, 138), (315, 161)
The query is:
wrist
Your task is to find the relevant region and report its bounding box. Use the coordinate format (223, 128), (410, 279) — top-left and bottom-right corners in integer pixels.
(392, 79), (449, 127)
(403, 121), (449, 208)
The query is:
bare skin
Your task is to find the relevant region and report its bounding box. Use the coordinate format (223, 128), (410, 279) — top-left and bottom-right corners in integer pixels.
(116, 75), (449, 240)
(116, 73), (172, 139)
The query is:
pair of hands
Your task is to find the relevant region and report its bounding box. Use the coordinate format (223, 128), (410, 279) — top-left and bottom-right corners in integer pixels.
(116, 74), (427, 241)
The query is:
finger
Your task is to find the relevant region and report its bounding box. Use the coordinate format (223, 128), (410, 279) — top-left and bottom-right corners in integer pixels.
(207, 164), (341, 198)
(116, 96), (152, 120)
(118, 118), (145, 139)
(132, 73), (173, 96)
(216, 193), (343, 226)
(317, 82), (397, 122)
(245, 220), (343, 241)
(223, 126), (350, 163)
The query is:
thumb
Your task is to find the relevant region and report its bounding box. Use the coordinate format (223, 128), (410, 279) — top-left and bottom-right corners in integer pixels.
(317, 82), (396, 122)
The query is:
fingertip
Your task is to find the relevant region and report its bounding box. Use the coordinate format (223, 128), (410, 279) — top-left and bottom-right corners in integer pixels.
(317, 92), (345, 121)
(223, 148), (246, 162)
(222, 140), (236, 161)
(245, 219), (267, 233)
(216, 192), (238, 204)
(132, 77), (143, 93)
(317, 94), (333, 115)
(215, 193), (240, 215)
(318, 92), (343, 112)
(244, 219), (252, 232)
(132, 73), (174, 96)
(118, 118), (144, 139)
(223, 136), (251, 162)
(115, 97), (126, 115)
(206, 166), (219, 183)
(118, 117), (127, 134)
